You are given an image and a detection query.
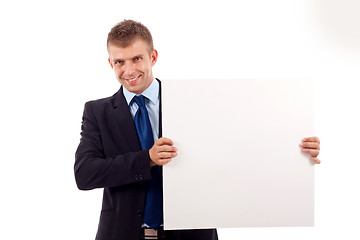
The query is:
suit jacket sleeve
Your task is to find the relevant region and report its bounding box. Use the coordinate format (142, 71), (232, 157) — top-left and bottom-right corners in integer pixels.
(74, 100), (152, 190)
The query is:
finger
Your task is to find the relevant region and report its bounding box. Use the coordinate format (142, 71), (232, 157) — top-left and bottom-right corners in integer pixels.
(159, 151), (177, 159)
(156, 137), (174, 146)
(302, 136), (320, 143)
(310, 157), (321, 164)
(300, 142), (320, 150)
(156, 158), (172, 166)
(158, 145), (177, 153)
(302, 148), (319, 157)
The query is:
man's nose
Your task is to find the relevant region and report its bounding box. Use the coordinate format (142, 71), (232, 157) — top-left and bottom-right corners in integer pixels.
(123, 62), (136, 76)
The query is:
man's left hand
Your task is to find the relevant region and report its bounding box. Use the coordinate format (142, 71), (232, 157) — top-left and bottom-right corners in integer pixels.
(300, 136), (321, 164)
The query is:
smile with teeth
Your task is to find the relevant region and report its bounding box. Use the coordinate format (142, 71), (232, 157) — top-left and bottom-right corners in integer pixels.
(124, 75), (141, 82)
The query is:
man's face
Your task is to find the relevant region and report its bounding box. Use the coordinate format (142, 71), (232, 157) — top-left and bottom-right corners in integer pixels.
(108, 39), (158, 94)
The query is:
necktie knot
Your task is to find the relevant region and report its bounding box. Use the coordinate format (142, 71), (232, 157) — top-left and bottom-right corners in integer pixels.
(133, 95), (146, 108)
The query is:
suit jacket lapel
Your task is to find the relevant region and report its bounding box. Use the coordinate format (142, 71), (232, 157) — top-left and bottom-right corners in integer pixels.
(113, 86), (141, 152)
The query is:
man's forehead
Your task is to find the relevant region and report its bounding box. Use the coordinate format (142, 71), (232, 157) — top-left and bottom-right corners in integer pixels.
(108, 40), (151, 59)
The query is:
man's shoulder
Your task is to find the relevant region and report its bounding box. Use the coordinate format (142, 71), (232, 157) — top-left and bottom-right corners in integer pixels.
(84, 89), (122, 110)
(86, 95), (113, 105)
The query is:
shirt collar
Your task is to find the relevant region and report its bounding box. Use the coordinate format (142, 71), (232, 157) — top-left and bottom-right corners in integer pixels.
(123, 78), (159, 106)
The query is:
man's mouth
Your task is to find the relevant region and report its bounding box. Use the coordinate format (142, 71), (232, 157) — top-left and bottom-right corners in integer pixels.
(124, 74), (141, 83)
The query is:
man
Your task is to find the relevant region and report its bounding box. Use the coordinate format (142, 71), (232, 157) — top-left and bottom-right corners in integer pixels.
(74, 20), (321, 240)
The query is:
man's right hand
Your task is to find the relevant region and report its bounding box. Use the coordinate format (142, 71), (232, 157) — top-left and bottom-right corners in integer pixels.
(149, 137), (177, 167)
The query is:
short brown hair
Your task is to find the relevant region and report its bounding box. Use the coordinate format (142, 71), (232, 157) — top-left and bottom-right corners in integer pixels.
(107, 19), (154, 52)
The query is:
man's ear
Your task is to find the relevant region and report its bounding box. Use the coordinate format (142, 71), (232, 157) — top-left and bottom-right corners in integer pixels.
(108, 58), (114, 69)
(151, 49), (158, 66)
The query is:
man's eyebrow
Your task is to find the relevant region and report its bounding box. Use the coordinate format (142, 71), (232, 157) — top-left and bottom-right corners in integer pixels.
(133, 54), (144, 58)
(112, 54), (144, 62)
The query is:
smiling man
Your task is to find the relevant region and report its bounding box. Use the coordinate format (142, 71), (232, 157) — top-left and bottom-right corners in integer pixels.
(75, 20), (217, 240)
(74, 19), (320, 240)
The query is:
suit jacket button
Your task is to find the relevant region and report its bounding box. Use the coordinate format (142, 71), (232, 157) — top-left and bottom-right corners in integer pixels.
(139, 174), (143, 180)
(137, 210), (143, 216)
(135, 175), (139, 180)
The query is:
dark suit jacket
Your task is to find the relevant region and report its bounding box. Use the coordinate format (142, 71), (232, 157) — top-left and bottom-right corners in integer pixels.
(75, 80), (218, 240)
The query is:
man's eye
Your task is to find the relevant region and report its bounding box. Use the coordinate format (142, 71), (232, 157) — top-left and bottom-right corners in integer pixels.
(134, 57), (141, 61)
(115, 61), (124, 65)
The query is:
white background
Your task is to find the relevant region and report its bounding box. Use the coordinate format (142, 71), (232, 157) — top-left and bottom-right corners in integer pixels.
(1, 0), (359, 239)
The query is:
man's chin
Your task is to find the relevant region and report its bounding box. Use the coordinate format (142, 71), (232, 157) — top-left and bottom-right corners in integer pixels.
(124, 85), (143, 94)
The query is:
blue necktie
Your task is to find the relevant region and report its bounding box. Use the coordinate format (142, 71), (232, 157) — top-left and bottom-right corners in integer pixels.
(132, 95), (163, 230)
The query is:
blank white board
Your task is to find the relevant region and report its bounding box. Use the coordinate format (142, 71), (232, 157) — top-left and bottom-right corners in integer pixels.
(162, 79), (314, 230)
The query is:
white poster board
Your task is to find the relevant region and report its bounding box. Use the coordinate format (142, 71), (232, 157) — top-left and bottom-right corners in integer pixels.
(162, 79), (314, 230)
